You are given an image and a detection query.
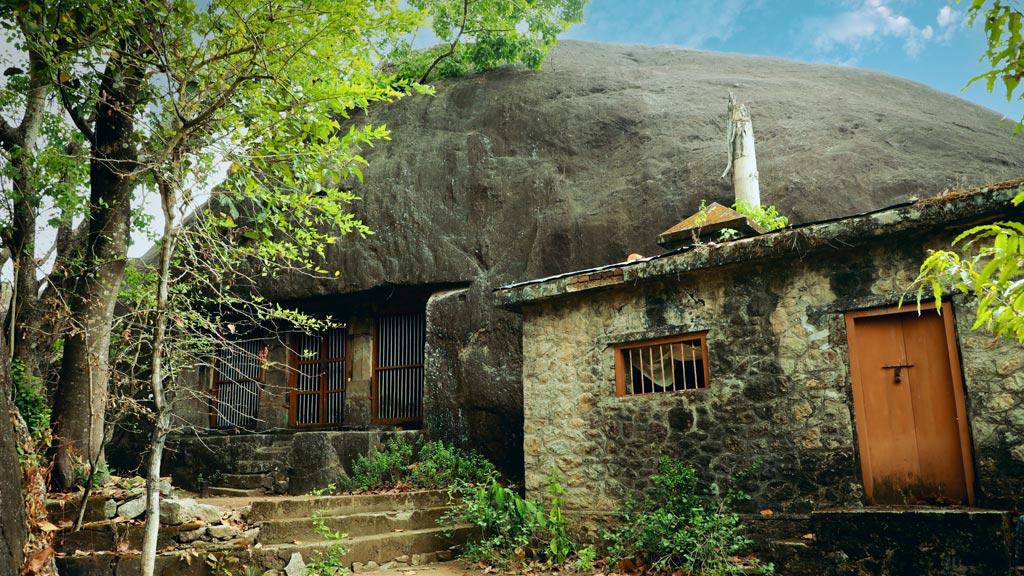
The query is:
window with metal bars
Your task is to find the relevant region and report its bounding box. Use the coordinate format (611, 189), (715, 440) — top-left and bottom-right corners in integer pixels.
(614, 333), (709, 397)
(210, 338), (267, 429)
(372, 312), (425, 425)
(289, 327), (347, 427)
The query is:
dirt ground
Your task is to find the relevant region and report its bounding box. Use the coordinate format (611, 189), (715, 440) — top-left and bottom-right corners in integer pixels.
(375, 561), (480, 576)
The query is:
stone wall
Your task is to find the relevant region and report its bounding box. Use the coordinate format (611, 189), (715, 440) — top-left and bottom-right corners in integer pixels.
(520, 230), (1024, 521)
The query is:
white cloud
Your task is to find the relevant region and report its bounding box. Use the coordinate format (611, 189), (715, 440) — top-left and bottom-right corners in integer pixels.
(937, 5), (956, 28)
(811, 0), (934, 58)
(936, 5), (962, 41)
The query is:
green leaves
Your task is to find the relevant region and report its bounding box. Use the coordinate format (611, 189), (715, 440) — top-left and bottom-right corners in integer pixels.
(395, 0), (588, 82)
(447, 474), (569, 568)
(965, 1), (1024, 131)
(733, 201), (789, 232)
(909, 188), (1024, 343)
(602, 457), (770, 576)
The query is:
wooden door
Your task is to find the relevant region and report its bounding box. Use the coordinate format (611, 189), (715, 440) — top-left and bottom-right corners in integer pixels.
(846, 303), (974, 505)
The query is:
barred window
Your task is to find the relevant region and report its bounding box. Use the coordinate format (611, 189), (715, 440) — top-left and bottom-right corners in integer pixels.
(211, 338), (267, 429)
(290, 327), (347, 427)
(372, 312), (425, 425)
(614, 333), (709, 397)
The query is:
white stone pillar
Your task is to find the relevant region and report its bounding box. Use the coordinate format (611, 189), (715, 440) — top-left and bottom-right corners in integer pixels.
(722, 93), (761, 209)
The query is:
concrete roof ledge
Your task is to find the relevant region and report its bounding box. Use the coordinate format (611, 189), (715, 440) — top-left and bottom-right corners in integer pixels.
(494, 178), (1024, 310)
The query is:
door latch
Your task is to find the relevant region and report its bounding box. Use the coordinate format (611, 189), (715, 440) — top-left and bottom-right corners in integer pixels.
(882, 363), (914, 383)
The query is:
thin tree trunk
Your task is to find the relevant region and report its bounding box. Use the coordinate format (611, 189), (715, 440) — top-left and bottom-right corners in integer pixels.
(141, 180), (177, 576)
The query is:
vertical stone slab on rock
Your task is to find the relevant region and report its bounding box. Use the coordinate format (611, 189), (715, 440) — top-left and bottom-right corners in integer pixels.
(423, 285), (525, 482)
(285, 552), (307, 576)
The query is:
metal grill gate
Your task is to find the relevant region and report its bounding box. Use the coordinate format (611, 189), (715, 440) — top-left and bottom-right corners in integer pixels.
(373, 312), (425, 425)
(290, 327), (346, 426)
(211, 339), (265, 429)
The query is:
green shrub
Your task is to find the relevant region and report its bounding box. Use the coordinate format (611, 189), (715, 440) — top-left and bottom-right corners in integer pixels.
(444, 476), (574, 568)
(338, 436), (496, 492)
(603, 457), (772, 576)
(306, 512), (349, 575)
(733, 201), (789, 232)
(11, 359), (50, 439)
(544, 479), (573, 565)
(410, 439), (495, 489)
(345, 435), (414, 490)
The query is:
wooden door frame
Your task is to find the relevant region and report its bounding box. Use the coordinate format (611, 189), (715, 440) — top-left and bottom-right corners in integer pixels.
(288, 329), (350, 428)
(844, 301), (976, 506)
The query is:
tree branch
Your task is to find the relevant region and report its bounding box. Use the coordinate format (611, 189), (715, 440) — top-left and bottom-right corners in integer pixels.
(56, 80), (96, 146)
(418, 0), (471, 83)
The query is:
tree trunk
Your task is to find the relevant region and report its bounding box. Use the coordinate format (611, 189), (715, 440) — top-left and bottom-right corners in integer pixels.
(722, 93), (761, 209)
(0, 336), (27, 575)
(140, 181), (177, 576)
(7, 189), (51, 385)
(51, 53), (143, 489)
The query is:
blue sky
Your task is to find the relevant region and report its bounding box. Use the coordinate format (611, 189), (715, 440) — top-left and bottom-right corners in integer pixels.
(562, 0), (1023, 122)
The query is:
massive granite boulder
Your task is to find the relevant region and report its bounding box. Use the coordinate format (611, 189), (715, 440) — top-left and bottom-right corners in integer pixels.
(263, 41), (1024, 479)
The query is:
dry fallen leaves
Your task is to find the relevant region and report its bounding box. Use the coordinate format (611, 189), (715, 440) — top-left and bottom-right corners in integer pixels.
(37, 520), (60, 533)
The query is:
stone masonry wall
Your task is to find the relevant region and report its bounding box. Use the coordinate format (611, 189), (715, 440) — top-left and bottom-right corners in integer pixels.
(521, 232), (1024, 522)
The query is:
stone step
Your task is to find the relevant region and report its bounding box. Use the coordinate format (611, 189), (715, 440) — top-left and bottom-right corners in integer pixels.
(203, 486), (265, 497)
(248, 490), (450, 522)
(231, 459), (284, 474)
(808, 508), (1013, 576)
(257, 506), (450, 544)
(54, 520), (209, 553)
(220, 473), (269, 490)
(56, 525), (468, 576)
(256, 446), (291, 458)
(47, 495), (118, 525)
(57, 551), (208, 576)
(256, 524), (472, 567)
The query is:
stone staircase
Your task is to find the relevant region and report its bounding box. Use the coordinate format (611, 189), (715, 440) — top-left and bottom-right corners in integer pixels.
(748, 508), (1020, 576)
(248, 490), (467, 568)
(55, 489), (468, 575)
(203, 437), (293, 497)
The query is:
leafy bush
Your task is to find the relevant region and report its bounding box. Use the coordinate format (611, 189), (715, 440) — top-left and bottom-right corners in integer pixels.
(11, 359), (51, 439)
(338, 436), (495, 492)
(410, 439), (495, 489)
(307, 512), (349, 576)
(603, 457), (772, 576)
(444, 476), (574, 568)
(733, 201), (789, 232)
(345, 435), (415, 490)
(574, 544), (598, 573)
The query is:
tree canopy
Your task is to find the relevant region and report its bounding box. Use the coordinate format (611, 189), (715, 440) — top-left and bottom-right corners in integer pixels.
(910, 1), (1024, 343)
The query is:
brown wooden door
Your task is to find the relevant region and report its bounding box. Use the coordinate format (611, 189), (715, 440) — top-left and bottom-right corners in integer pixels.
(846, 304), (974, 505)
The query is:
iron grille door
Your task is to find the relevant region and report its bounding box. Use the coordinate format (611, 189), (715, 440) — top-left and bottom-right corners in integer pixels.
(373, 312), (425, 425)
(290, 327), (346, 426)
(211, 339), (265, 429)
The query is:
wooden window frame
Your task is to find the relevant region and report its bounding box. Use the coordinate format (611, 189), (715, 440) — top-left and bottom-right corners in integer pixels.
(209, 341), (266, 429)
(844, 301), (976, 506)
(614, 332), (710, 397)
(288, 328), (349, 428)
(371, 313), (426, 426)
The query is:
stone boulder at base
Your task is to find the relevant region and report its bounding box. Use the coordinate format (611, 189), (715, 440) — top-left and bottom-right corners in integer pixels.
(259, 41), (1024, 479)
